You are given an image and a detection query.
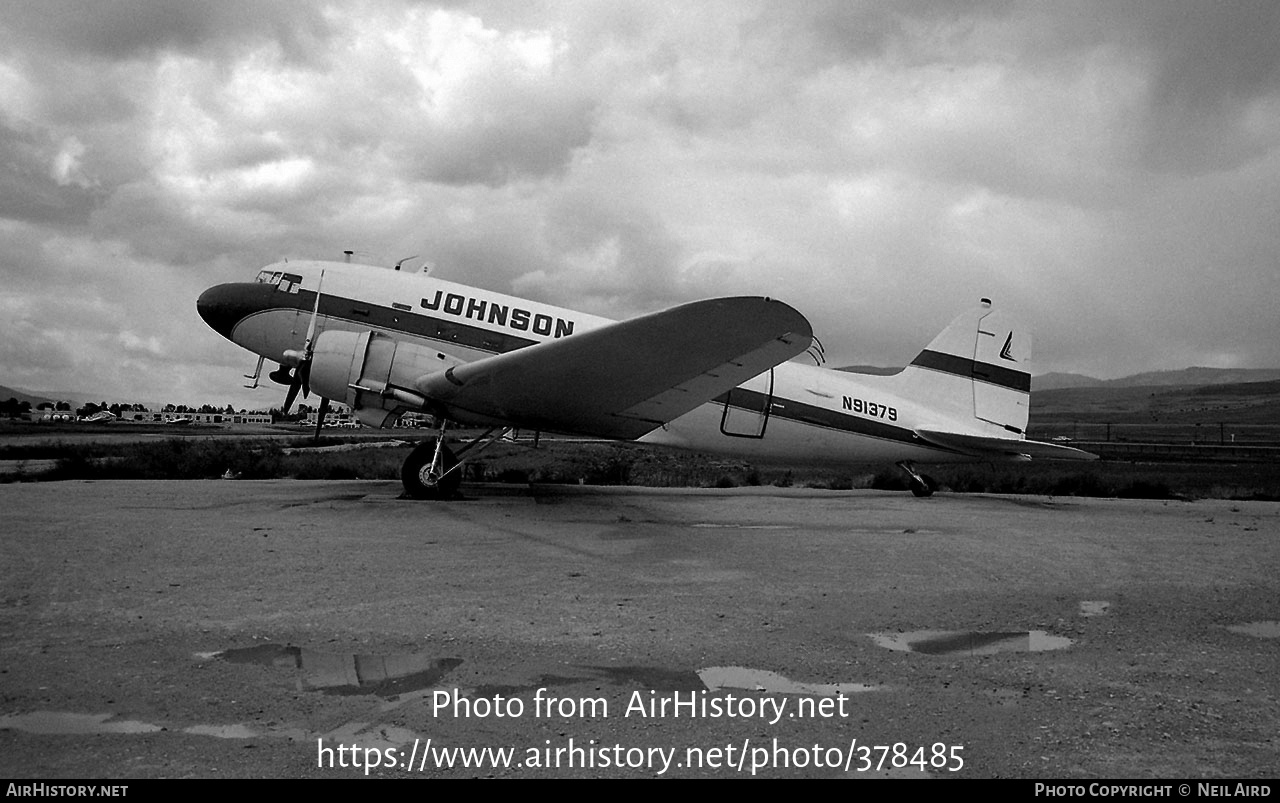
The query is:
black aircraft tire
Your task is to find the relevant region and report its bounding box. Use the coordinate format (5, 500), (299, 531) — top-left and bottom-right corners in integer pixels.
(909, 477), (935, 498)
(401, 439), (461, 500)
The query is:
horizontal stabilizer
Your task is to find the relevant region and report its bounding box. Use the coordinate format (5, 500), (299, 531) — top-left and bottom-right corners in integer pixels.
(915, 429), (1098, 461)
(415, 297), (813, 439)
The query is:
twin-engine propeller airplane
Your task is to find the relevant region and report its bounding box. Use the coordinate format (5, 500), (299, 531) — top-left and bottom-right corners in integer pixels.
(197, 256), (1094, 499)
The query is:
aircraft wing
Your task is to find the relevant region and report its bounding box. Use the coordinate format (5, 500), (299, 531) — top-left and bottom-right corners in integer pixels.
(415, 297), (813, 439)
(915, 429), (1098, 461)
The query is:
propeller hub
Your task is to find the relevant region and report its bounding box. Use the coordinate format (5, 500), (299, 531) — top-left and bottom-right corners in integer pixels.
(281, 349), (308, 367)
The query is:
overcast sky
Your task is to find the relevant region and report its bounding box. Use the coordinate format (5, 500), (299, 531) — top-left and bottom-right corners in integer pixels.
(2, 1), (1278, 409)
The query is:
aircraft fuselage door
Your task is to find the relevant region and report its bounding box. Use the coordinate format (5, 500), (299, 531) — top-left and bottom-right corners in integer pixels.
(720, 368), (773, 439)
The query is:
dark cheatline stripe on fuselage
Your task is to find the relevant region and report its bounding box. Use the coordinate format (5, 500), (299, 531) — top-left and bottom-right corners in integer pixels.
(712, 389), (964, 455)
(271, 289), (541, 355)
(909, 350), (1031, 393)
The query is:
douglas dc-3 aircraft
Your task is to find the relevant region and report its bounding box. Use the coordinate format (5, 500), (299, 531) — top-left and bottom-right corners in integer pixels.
(197, 257), (1094, 499)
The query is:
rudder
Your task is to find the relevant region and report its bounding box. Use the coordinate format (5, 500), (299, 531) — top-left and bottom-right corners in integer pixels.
(895, 299), (1032, 435)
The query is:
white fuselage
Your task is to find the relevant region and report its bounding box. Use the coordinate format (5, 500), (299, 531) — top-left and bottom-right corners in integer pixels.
(217, 260), (990, 466)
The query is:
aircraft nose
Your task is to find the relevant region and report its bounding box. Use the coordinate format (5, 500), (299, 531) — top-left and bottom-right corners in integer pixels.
(197, 282), (271, 341)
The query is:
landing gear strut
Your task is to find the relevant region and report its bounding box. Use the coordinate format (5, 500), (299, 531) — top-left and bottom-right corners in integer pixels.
(401, 438), (460, 499)
(897, 461), (937, 498)
(400, 421), (516, 500)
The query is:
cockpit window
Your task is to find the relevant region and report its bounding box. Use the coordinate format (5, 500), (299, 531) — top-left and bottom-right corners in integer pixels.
(254, 270), (304, 293)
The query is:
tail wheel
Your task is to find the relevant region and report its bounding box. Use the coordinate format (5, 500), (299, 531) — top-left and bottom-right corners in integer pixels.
(401, 438), (461, 499)
(909, 475), (936, 498)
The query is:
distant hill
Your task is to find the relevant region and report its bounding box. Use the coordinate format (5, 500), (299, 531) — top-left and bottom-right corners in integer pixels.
(1104, 368), (1280, 388)
(1030, 378), (1280, 429)
(0, 385), (57, 408)
(1036, 367), (1280, 390)
(0, 386), (140, 409)
(1033, 372), (1104, 390)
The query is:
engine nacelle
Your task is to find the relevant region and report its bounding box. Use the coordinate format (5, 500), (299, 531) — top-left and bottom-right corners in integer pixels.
(309, 330), (462, 428)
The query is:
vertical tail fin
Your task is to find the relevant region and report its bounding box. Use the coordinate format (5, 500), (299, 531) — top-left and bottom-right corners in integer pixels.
(895, 299), (1032, 435)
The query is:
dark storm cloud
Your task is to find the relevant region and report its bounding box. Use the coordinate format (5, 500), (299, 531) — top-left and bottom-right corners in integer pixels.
(0, 0), (331, 63)
(750, 0), (1015, 66)
(1132, 0), (1280, 172)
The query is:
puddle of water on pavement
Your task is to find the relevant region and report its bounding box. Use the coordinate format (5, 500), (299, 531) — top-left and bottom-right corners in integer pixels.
(0, 712), (295, 740)
(209, 643), (462, 696)
(869, 630), (1074, 656)
(1227, 620), (1280, 638)
(182, 723), (259, 739)
(0, 712), (161, 735)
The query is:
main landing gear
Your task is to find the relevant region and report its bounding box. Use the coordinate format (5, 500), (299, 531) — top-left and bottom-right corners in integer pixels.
(401, 437), (460, 500)
(400, 420), (515, 500)
(897, 461), (938, 498)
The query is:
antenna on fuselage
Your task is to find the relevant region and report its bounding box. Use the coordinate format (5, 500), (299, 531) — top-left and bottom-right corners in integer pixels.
(343, 250), (353, 263)
(395, 254), (419, 272)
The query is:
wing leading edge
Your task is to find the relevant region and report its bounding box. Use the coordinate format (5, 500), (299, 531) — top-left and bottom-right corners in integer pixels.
(416, 296), (813, 439)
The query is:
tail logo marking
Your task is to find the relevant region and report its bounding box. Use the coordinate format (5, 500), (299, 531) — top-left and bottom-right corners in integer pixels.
(1000, 333), (1016, 362)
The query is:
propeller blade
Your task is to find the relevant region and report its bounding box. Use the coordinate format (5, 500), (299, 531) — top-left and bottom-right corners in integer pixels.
(301, 269), (324, 355)
(298, 269), (325, 401)
(282, 375), (301, 414)
(314, 397), (330, 441)
(300, 360), (311, 399)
